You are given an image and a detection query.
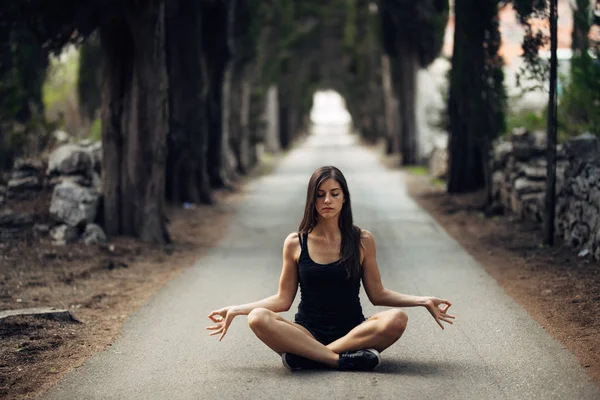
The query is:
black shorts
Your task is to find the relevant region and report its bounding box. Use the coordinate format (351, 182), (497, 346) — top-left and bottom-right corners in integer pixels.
(294, 316), (366, 345)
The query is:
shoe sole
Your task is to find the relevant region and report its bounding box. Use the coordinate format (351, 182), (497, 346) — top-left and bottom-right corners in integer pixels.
(281, 353), (300, 371)
(365, 348), (382, 370)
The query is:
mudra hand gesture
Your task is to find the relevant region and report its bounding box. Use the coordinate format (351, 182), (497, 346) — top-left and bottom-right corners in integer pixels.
(424, 297), (455, 330)
(206, 306), (238, 341)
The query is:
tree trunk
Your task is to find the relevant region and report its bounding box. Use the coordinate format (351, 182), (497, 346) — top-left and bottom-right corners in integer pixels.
(571, 0), (590, 59)
(99, 4), (170, 244)
(238, 75), (253, 173)
(264, 86), (280, 153)
(201, 0), (233, 188)
(544, 0), (558, 246)
(165, 0), (212, 205)
(227, 66), (253, 175)
(381, 55), (399, 154)
(278, 95), (291, 149)
(447, 0), (487, 193)
(221, 59), (239, 182)
(447, 0), (503, 194)
(395, 39), (419, 165)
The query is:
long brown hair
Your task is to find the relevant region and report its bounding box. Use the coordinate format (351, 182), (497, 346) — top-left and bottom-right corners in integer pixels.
(298, 166), (362, 280)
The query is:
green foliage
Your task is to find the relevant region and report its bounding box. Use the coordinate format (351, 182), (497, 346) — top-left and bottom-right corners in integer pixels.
(378, 0), (450, 67)
(343, 0), (358, 51)
(505, 109), (545, 133)
(404, 165), (429, 175)
(557, 54), (600, 137)
(42, 46), (80, 132)
(510, 0), (550, 91)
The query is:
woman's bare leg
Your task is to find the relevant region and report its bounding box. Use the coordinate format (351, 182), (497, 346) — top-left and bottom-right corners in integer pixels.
(247, 308), (339, 368)
(326, 309), (408, 354)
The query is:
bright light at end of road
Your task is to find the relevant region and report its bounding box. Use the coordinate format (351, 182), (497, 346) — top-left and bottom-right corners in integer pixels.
(310, 90), (352, 125)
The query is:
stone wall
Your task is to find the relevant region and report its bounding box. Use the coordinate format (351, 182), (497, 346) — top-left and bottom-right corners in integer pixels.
(425, 128), (600, 260)
(491, 128), (568, 223)
(491, 130), (600, 259)
(0, 139), (106, 245)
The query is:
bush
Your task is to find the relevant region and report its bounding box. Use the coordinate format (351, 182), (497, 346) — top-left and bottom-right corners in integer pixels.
(505, 108), (546, 134)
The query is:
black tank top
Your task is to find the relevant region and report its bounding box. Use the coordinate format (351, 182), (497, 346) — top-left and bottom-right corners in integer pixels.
(295, 232), (365, 328)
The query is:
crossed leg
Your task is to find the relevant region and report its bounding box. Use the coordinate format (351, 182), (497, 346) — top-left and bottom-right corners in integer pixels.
(247, 308), (408, 368)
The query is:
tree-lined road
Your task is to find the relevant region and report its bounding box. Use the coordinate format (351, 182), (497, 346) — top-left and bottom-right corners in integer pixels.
(42, 126), (600, 399)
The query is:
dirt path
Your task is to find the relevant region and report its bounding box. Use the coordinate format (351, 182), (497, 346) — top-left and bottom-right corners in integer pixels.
(0, 184), (247, 400)
(402, 171), (600, 384)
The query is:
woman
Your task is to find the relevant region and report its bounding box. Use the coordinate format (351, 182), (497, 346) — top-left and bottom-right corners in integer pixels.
(207, 166), (455, 371)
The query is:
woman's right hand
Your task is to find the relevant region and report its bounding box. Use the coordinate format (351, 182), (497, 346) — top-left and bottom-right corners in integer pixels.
(206, 306), (238, 341)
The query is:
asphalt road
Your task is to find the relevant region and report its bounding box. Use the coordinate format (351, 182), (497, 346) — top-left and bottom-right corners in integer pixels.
(42, 125), (600, 400)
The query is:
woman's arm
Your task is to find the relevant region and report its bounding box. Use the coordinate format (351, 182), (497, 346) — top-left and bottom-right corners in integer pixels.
(360, 230), (455, 329)
(225, 233), (300, 315)
(359, 230), (424, 307)
(206, 233), (300, 340)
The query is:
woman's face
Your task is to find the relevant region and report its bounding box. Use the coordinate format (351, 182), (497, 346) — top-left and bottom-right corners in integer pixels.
(315, 178), (344, 220)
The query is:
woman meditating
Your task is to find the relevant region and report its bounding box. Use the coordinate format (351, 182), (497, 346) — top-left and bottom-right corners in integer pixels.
(207, 166), (455, 371)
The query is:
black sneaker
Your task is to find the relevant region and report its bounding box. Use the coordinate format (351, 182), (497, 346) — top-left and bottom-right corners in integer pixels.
(282, 353), (326, 371)
(338, 348), (381, 371)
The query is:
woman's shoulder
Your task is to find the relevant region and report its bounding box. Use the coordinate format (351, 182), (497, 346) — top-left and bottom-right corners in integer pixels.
(283, 232), (302, 249)
(358, 228), (376, 247)
(283, 232), (302, 260)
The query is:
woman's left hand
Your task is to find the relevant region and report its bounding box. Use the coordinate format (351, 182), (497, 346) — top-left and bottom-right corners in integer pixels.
(423, 297), (455, 330)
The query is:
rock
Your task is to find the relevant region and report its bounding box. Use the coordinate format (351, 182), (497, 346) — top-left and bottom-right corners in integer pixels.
(5, 158), (45, 199)
(0, 209), (33, 240)
(520, 193), (545, 222)
(564, 132), (599, 162)
(78, 139), (93, 147)
(52, 130), (71, 145)
(49, 180), (100, 227)
(491, 139), (513, 170)
(33, 224), (50, 236)
(491, 171), (504, 199)
(49, 174), (97, 189)
(7, 176), (42, 192)
(531, 130), (547, 149)
(87, 141), (102, 173)
(0, 307), (80, 323)
(13, 157), (44, 173)
(514, 178), (546, 195)
(569, 222), (590, 248)
(91, 171), (102, 192)
(10, 170), (36, 180)
(510, 128), (545, 161)
(429, 147), (448, 179)
(47, 144), (93, 177)
(0, 209), (33, 227)
(82, 223), (107, 245)
(522, 165), (547, 181)
(50, 224), (80, 245)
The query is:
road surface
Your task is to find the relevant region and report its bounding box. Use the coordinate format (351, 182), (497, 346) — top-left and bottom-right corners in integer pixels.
(43, 124), (600, 399)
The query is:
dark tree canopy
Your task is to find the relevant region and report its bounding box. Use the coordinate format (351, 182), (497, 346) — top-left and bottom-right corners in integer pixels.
(0, 0), (494, 243)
